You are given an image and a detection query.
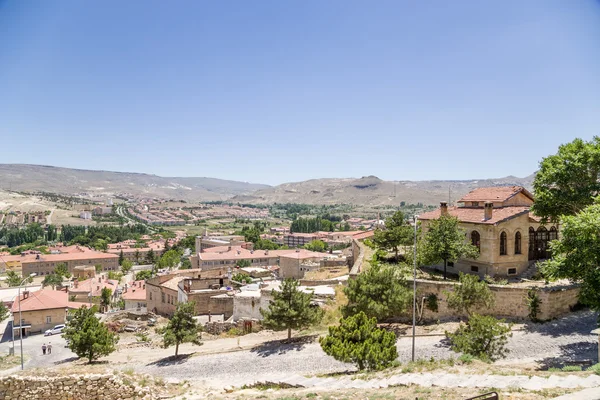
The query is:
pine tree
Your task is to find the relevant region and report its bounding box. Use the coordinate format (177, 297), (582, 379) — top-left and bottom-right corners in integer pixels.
(260, 278), (324, 340)
(446, 273), (494, 317)
(118, 250), (124, 266)
(145, 248), (156, 265)
(320, 312), (397, 371)
(160, 302), (202, 356)
(64, 306), (119, 363)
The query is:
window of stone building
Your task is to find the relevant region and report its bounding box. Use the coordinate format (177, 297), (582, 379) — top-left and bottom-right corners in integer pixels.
(515, 232), (522, 254)
(149, 292), (152, 300)
(500, 232), (507, 255)
(161, 293), (165, 303)
(472, 202), (479, 207)
(471, 231), (481, 250)
(448, 261), (454, 267)
(46, 316), (51, 324)
(508, 268), (517, 275)
(471, 266), (479, 272)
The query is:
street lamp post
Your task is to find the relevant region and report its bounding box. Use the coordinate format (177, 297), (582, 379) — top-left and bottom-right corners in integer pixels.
(18, 273), (37, 370)
(412, 215), (417, 362)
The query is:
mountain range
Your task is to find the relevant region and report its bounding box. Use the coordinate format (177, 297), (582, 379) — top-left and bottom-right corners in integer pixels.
(0, 164), (535, 206)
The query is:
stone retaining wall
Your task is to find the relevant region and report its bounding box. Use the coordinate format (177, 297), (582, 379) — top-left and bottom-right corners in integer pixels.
(0, 374), (154, 400)
(413, 279), (580, 321)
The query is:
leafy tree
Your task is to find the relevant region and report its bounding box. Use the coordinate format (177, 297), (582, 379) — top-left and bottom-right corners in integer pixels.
(179, 257), (192, 270)
(94, 239), (108, 251)
(134, 249), (141, 264)
(135, 270), (153, 281)
(419, 215), (479, 280)
(100, 288), (112, 312)
(540, 199), (600, 311)
(55, 263), (71, 279)
(232, 273), (253, 284)
(6, 271), (24, 287)
(118, 250), (124, 266)
(64, 306), (119, 363)
(236, 259), (251, 268)
(261, 278), (324, 340)
(0, 302), (9, 323)
(371, 211), (413, 260)
(159, 301), (202, 356)
(42, 274), (64, 289)
(121, 259), (133, 275)
(158, 249), (180, 270)
(145, 248), (156, 264)
(254, 239), (281, 250)
(163, 239), (171, 252)
(342, 262), (412, 322)
(320, 312), (397, 371)
(446, 314), (512, 362)
(95, 264), (103, 273)
(532, 137), (600, 223)
(446, 273), (494, 317)
(304, 240), (327, 252)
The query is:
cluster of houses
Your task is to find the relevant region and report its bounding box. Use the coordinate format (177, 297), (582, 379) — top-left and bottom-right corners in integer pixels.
(0, 211), (47, 226)
(2, 185), (561, 342)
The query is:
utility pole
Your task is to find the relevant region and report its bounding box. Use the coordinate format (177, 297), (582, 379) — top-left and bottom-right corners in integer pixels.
(412, 215), (417, 362)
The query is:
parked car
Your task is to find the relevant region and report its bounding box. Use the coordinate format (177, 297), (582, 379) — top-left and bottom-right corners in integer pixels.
(44, 324), (65, 336)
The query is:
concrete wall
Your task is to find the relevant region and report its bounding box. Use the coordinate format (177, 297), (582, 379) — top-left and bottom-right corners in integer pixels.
(412, 279), (580, 321)
(233, 291), (273, 321)
(350, 238), (366, 278)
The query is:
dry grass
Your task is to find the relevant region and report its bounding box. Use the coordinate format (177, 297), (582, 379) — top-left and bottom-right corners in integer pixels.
(304, 268), (349, 280)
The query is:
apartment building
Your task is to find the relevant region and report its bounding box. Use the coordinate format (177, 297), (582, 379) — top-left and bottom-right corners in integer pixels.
(1, 250), (119, 276)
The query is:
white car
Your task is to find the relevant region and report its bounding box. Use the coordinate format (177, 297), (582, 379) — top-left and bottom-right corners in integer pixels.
(44, 324), (65, 336)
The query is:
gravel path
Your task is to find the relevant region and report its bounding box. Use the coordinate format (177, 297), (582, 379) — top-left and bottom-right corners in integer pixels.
(135, 310), (599, 388)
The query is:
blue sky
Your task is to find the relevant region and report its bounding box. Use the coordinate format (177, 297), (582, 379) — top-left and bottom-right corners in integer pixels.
(1, 1), (599, 185)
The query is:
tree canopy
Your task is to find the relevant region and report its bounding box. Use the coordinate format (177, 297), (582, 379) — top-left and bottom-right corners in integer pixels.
(304, 239), (327, 252)
(42, 274), (64, 289)
(261, 278), (324, 340)
(446, 314), (512, 362)
(532, 137), (600, 223)
(540, 199), (600, 311)
(370, 211), (413, 259)
(446, 273), (494, 317)
(160, 301), (202, 356)
(55, 263), (71, 279)
(121, 259), (133, 275)
(342, 262), (412, 322)
(64, 306), (119, 363)
(320, 311), (397, 371)
(419, 215), (479, 280)
(158, 249), (180, 270)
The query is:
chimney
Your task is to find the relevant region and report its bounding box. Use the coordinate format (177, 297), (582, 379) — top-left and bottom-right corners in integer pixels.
(23, 291), (29, 299)
(74, 281), (79, 288)
(143, 284), (145, 290)
(228, 246), (232, 251)
(440, 202), (448, 216)
(484, 202), (493, 220)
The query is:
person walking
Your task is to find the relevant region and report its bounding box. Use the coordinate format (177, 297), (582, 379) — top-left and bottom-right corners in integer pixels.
(47, 342), (52, 355)
(42, 343), (47, 355)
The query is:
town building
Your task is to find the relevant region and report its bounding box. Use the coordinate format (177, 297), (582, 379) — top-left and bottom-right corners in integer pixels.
(194, 234), (247, 253)
(68, 275), (119, 307)
(283, 233), (324, 248)
(178, 275), (233, 318)
(418, 186), (559, 278)
(93, 206), (113, 216)
(122, 280), (147, 310)
(11, 289), (87, 337)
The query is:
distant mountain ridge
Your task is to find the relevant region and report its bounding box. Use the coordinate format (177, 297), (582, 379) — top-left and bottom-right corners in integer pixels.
(0, 164), (535, 206)
(0, 164), (270, 201)
(231, 174), (536, 206)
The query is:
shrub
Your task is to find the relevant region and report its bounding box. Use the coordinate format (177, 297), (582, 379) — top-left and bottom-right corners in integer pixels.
(446, 273), (494, 317)
(320, 312), (397, 371)
(561, 365), (582, 372)
(526, 288), (542, 322)
(446, 314), (513, 362)
(587, 363), (600, 375)
(425, 294), (438, 313)
(458, 354), (474, 364)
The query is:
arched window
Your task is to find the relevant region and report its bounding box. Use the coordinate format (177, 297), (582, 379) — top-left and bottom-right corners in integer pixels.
(500, 231), (507, 255)
(515, 231), (521, 254)
(549, 226), (558, 241)
(471, 231), (480, 250)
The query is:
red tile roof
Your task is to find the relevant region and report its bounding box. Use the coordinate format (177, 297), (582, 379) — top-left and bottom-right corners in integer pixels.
(418, 206), (530, 225)
(11, 289), (88, 312)
(458, 186), (533, 203)
(352, 230), (375, 240)
(122, 280), (146, 301)
(69, 277), (119, 297)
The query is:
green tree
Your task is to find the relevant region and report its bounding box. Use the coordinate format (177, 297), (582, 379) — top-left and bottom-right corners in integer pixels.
(55, 263), (71, 279)
(95, 264), (103, 273)
(94, 239), (108, 251)
(371, 211), (413, 260)
(159, 301), (202, 356)
(118, 250), (124, 266)
(64, 306), (119, 363)
(446, 273), (494, 317)
(121, 259), (133, 275)
(540, 199), (600, 311)
(320, 312), (397, 371)
(532, 137), (600, 223)
(420, 215), (479, 280)
(261, 278), (324, 340)
(6, 271), (24, 287)
(342, 262), (412, 322)
(100, 288), (112, 312)
(135, 270), (153, 281)
(236, 259), (251, 268)
(446, 314), (512, 362)
(145, 248), (156, 264)
(42, 273), (64, 289)
(0, 302), (8, 323)
(179, 257), (192, 270)
(304, 240), (327, 252)
(232, 273), (253, 284)
(134, 249), (141, 264)
(158, 249), (180, 270)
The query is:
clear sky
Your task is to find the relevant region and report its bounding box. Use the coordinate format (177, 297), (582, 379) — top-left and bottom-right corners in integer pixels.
(1, 1), (599, 185)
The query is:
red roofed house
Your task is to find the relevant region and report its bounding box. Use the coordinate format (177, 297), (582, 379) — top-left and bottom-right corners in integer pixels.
(122, 280), (147, 311)
(68, 275), (119, 307)
(11, 289), (88, 337)
(418, 186), (558, 278)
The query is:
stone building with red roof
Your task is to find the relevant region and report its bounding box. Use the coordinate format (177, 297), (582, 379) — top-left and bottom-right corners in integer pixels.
(418, 186), (558, 278)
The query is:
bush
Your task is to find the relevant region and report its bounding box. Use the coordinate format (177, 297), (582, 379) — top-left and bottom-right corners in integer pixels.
(320, 312), (397, 371)
(425, 294), (438, 313)
(446, 314), (513, 362)
(587, 363), (600, 375)
(526, 288), (542, 322)
(458, 354), (474, 364)
(446, 273), (494, 317)
(561, 365), (582, 372)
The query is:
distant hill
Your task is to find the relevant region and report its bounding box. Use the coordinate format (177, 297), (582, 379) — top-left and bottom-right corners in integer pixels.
(0, 164), (270, 201)
(231, 174), (536, 206)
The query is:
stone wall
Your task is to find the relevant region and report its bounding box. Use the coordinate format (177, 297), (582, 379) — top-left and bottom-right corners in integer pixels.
(349, 238), (366, 278)
(412, 279), (580, 321)
(0, 374), (154, 400)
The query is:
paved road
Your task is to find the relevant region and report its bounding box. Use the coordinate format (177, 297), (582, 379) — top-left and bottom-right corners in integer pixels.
(135, 310), (599, 388)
